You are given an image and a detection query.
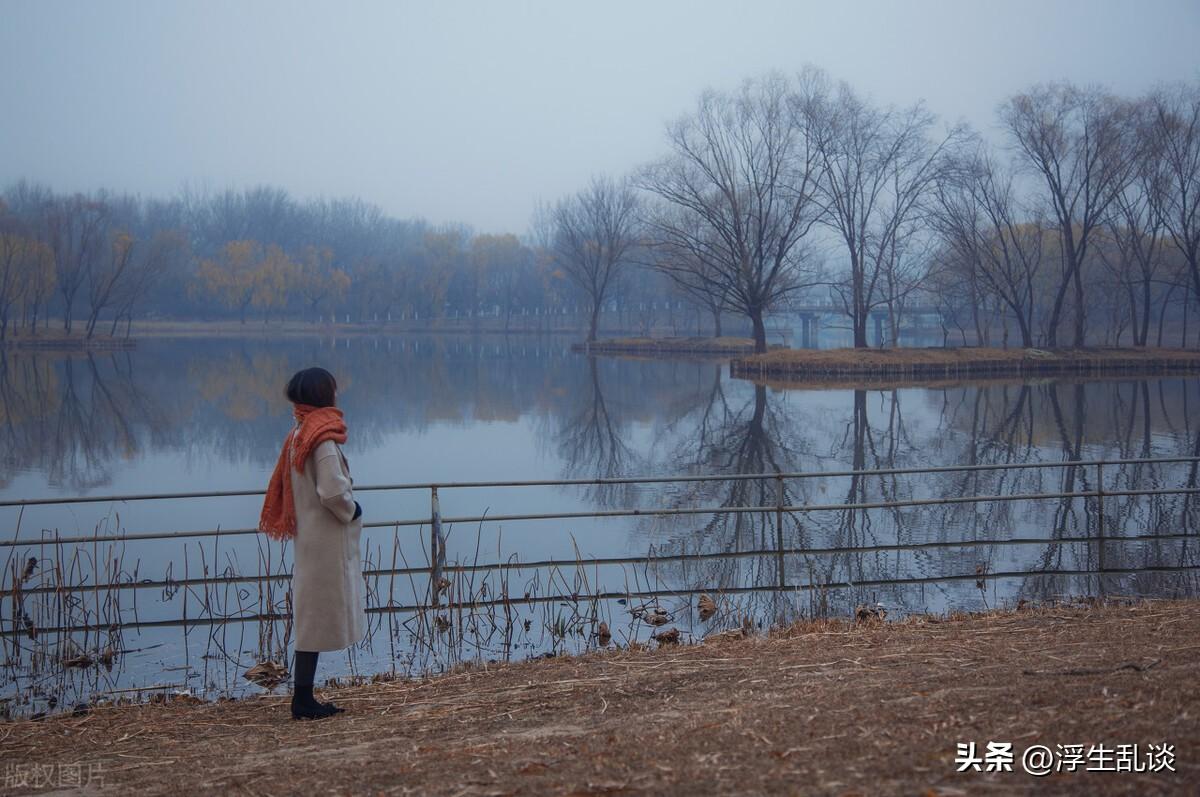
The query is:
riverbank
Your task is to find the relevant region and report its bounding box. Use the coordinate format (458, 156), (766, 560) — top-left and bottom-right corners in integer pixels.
(3, 600), (1194, 795)
(731, 346), (1200, 385)
(572, 336), (777, 357)
(0, 333), (137, 351)
(1, 319), (708, 346)
(0, 321), (584, 345)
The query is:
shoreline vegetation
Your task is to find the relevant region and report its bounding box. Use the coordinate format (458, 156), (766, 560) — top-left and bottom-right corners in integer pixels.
(731, 346), (1200, 385)
(743, 370), (1200, 393)
(6, 325), (1200, 389)
(0, 319), (601, 347)
(2, 600), (1194, 794)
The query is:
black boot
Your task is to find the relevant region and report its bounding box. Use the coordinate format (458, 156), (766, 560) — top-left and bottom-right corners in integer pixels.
(291, 650), (337, 720)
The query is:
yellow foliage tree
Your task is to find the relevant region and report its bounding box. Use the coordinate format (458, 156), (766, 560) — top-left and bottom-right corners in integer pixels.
(421, 229), (466, 320)
(250, 244), (298, 322)
(195, 240), (261, 323)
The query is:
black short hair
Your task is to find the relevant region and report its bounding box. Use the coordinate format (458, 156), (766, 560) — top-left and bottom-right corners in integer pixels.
(285, 367), (338, 408)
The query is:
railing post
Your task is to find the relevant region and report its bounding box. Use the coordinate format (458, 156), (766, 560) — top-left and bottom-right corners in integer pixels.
(775, 474), (786, 589)
(430, 486), (444, 607)
(1096, 462), (1106, 577)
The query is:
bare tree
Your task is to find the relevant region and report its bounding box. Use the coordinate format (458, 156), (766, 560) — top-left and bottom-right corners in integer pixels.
(933, 146), (1048, 347)
(46, 194), (108, 334)
(1097, 101), (1168, 346)
(925, 243), (981, 345)
(84, 229), (136, 338)
(109, 229), (187, 336)
(1151, 81), (1200, 311)
(810, 71), (961, 348)
(640, 72), (826, 352)
(550, 176), (640, 343)
(878, 218), (935, 346)
(639, 206), (730, 335)
(1000, 83), (1136, 347)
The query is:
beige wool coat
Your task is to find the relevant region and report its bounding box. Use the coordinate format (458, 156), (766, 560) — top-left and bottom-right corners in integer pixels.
(290, 438), (366, 652)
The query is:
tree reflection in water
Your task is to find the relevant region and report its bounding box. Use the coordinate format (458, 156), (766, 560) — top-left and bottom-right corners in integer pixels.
(2, 341), (1196, 614)
(559, 362), (1200, 618)
(1, 339), (1198, 714)
(0, 350), (173, 490)
(554, 357), (639, 509)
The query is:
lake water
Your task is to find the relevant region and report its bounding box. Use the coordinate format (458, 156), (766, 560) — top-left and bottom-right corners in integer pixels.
(2, 335), (1198, 715)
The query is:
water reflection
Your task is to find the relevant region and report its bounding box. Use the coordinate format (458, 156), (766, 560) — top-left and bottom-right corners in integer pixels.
(1, 338), (1197, 714)
(554, 357), (638, 508)
(0, 351), (173, 490)
(565, 365), (1200, 617)
(3, 341), (1198, 583)
(1, 338), (579, 491)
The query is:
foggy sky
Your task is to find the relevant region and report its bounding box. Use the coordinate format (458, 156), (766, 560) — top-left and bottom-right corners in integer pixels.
(2, 0), (1198, 233)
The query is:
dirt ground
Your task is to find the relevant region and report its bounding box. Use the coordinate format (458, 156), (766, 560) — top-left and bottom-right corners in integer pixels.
(2, 601), (1197, 795)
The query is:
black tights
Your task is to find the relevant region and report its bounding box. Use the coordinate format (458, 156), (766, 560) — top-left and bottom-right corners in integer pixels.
(291, 650), (342, 719)
(293, 650), (320, 702)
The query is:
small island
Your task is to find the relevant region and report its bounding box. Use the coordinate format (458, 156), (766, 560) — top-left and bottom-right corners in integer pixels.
(730, 346), (1200, 385)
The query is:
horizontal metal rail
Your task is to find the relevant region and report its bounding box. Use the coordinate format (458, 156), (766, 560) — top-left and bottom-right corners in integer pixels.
(429, 488), (1199, 527)
(4, 532), (1195, 597)
(5, 563), (1197, 637)
(3, 455), (1197, 508)
(0, 519), (410, 548)
(5, 486), (1199, 548)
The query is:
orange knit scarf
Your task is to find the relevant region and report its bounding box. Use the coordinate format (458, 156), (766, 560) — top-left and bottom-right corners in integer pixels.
(258, 404), (348, 541)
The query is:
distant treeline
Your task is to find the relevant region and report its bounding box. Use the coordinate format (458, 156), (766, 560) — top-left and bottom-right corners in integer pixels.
(0, 183), (680, 340)
(3, 69), (1199, 350)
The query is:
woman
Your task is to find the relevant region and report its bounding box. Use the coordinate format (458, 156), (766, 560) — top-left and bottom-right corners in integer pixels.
(259, 367), (365, 720)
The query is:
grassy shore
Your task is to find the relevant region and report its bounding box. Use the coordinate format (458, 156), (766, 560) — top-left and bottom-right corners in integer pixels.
(731, 346), (1200, 386)
(2, 600), (1194, 795)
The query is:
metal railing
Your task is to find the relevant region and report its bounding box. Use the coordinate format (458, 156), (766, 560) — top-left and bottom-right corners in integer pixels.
(2, 456), (1198, 604)
(7, 455), (1199, 510)
(8, 564), (1200, 637)
(7, 532), (1197, 601)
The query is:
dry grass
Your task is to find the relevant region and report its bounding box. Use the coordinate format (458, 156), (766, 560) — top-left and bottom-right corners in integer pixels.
(2, 600), (1196, 795)
(751, 371), (1197, 393)
(744, 345), (1200, 366)
(732, 346), (1200, 386)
